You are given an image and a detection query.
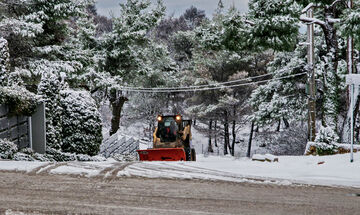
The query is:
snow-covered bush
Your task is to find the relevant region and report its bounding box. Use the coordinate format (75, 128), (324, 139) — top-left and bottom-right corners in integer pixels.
(0, 139), (18, 159)
(15, 148), (52, 161)
(305, 142), (339, 156)
(38, 73), (63, 149)
(13, 153), (36, 161)
(46, 148), (76, 162)
(0, 37), (10, 86)
(308, 126), (340, 155)
(0, 86), (38, 116)
(60, 89), (102, 156)
(315, 126), (339, 145)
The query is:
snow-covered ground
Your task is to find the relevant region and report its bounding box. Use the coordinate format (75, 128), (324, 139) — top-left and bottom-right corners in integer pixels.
(1, 153), (360, 188)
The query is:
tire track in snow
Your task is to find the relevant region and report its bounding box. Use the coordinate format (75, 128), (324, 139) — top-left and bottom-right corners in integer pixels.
(37, 163), (67, 175)
(102, 162), (135, 180)
(118, 162), (297, 186)
(27, 163), (67, 175)
(26, 163), (50, 175)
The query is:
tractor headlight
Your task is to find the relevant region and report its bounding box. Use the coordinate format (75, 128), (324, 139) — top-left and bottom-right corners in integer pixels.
(175, 115), (181, 121)
(157, 115), (163, 121)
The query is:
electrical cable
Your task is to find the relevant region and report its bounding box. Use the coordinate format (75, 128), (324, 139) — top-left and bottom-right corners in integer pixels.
(119, 72), (307, 93)
(120, 70), (292, 90)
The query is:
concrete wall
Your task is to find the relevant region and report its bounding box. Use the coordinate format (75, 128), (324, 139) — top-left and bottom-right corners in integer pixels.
(30, 103), (46, 154)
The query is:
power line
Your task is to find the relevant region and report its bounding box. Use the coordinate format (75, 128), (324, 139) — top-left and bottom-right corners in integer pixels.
(120, 72), (307, 93)
(121, 71), (282, 91)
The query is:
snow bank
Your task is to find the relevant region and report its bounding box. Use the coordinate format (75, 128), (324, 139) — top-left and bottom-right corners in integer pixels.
(1, 152), (360, 188)
(118, 153), (360, 188)
(0, 161), (47, 172)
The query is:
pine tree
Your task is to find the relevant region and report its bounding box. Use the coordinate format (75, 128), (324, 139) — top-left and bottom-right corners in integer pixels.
(100, 0), (179, 135)
(250, 44), (308, 126)
(187, 7), (257, 155)
(247, 0), (301, 51)
(247, 0), (360, 142)
(0, 37), (10, 86)
(37, 72), (64, 150)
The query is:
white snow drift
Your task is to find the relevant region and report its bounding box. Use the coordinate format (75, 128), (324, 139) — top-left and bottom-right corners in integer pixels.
(0, 153), (359, 188)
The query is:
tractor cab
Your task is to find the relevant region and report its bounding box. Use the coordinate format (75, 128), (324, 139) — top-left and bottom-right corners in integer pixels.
(156, 116), (179, 143)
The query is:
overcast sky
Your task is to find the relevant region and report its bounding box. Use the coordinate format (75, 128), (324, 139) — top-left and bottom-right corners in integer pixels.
(95, 0), (249, 18)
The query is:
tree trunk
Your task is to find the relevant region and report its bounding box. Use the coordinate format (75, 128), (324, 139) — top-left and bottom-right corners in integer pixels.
(224, 110), (229, 155)
(208, 120), (213, 153)
(214, 120), (218, 147)
(276, 119), (281, 132)
(247, 121), (255, 158)
(109, 89), (128, 136)
(283, 118), (290, 129)
(231, 119), (236, 156)
(320, 9), (340, 134)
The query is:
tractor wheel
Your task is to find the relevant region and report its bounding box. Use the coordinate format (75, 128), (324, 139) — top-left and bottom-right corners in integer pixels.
(191, 148), (196, 161)
(184, 135), (190, 148)
(184, 147), (191, 161)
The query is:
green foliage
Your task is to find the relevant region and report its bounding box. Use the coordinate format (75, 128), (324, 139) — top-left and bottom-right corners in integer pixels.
(247, 0), (301, 51)
(0, 139), (18, 159)
(315, 126), (339, 145)
(250, 43), (307, 126)
(60, 89), (102, 156)
(37, 73), (63, 149)
(0, 86), (38, 116)
(102, 0), (166, 82)
(315, 144), (338, 155)
(0, 38), (10, 86)
(338, 1), (360, 49)
(170, 31), (195, 63)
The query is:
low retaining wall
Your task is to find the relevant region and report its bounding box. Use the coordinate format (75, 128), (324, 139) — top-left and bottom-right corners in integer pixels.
(305, 142), (360, 156)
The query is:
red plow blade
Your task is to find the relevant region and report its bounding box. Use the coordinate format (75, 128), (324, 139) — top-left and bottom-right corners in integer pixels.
(137, 148), (186, 161)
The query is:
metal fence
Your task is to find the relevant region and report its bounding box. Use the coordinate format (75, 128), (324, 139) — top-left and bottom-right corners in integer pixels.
(101, 133), (140, 158)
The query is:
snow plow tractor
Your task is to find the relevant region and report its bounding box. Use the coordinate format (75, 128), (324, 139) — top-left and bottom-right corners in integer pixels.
(137, 115), (196, 161)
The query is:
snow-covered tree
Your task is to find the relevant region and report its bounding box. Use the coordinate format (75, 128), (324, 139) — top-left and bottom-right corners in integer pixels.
(339, 1), (360, 48)
(37, 72), (64, 150)
(100, 0), (178, 135)
(187, 6), (259, 155)
(247, 0), (301, 51)
(247, 0), (360, 142)
(60, 89), (102, 156)
(250, 46), (308, 127)
(0, 0), (94, 88)
(0, 37), (10, 86)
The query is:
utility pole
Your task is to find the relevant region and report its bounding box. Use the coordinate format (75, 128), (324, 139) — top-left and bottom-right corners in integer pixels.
(307, 7), (316, 142)
(347, 0), (354, 162)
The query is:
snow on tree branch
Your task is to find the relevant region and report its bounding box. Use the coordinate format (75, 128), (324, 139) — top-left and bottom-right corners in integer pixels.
(299, 14), (326, 27)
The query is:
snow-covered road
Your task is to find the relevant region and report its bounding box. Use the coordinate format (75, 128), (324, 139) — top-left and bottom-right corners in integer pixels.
(1, 153), (360, 188)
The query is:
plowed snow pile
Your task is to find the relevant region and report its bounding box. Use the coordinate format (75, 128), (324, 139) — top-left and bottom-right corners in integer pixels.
(1, 153), (360, 188)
